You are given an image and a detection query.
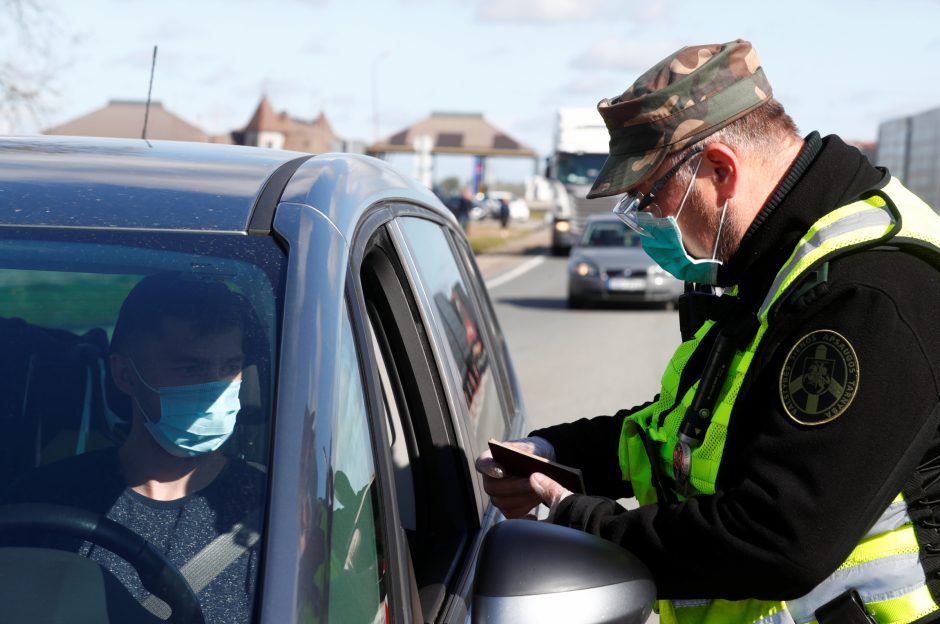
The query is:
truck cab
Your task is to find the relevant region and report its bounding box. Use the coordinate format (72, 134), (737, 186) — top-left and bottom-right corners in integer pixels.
(547, 108), (618, 256)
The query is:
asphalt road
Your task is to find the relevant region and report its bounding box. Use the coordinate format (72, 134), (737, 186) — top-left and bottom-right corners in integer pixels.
(477, 231), (680, 622)
(483, 248), (683, 432)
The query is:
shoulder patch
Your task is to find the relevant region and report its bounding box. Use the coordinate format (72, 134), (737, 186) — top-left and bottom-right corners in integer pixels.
(779, 329), (860, 426)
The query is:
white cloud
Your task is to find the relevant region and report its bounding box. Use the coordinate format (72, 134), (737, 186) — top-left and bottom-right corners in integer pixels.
(476, 0), (616, 23)
(142, 21), (198, 44)
(634, 0), (669, 21)
(561, 73), (621, 95)
(475, 0), (670, 23)
(571, 37), (679, 71)
(301, 41), (326, 55)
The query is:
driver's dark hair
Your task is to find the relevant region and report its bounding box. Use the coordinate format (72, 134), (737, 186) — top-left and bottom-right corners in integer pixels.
(110, 272), (245, 355)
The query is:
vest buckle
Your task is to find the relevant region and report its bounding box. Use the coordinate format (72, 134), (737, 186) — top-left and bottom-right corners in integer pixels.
(814, 589), (877, 624)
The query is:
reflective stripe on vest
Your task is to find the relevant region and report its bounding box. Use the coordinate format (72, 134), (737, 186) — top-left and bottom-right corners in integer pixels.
(618, 178), (940, 624)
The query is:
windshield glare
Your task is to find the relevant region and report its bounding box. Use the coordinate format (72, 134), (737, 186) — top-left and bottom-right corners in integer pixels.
(0, 230), (284, 624)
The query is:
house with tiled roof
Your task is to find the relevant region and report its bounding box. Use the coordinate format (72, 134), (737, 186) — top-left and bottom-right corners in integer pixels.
(236, 96), (340, 153)
(43, 100), (221, 142)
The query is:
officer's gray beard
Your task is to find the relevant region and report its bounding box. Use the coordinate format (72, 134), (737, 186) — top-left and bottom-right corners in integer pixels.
(688, 186), (741, 264)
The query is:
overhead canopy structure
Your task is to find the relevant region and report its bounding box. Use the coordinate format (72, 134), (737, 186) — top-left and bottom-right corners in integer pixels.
(368, 112), (536, 158)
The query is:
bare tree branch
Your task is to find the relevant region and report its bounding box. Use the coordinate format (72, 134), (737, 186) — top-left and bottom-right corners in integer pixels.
(0, 0), (67, 133)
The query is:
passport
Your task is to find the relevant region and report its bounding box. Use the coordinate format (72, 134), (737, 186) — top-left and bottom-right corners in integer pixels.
(488, 439), (586, 494)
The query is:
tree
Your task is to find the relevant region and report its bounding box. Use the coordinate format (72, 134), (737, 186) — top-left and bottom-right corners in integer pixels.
(0, 0), (65, 133)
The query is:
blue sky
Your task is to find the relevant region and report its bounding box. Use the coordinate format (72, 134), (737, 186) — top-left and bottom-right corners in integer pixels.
(4, 0), (940, 184)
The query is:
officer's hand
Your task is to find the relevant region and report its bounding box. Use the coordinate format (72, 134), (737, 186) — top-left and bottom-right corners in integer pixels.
(475, 437), (555, 519)
(530, 473), (572, 511)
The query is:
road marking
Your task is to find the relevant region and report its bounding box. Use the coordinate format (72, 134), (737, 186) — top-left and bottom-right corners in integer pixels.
(485, 255), (546, 290)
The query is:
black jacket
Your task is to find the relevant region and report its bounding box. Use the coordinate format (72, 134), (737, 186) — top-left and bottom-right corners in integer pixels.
(531, 133), (940, 600)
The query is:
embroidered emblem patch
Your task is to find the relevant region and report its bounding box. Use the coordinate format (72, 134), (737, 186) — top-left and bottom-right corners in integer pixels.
(779, 329), (859, 426)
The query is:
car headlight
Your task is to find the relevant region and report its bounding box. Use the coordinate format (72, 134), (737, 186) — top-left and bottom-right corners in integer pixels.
(647, 263), (671, 285)
(554, 220), (570, 232)
(571, 260), (599, 277)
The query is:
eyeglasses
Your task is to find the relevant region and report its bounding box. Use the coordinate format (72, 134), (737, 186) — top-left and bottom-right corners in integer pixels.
(613, 147), (704, 237)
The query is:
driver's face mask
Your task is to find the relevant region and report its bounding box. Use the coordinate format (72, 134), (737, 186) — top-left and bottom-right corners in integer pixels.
(129, 359), (240, 458)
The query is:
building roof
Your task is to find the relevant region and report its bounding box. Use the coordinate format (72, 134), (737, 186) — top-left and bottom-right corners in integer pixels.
(43, 100), (210, 142)
(368, 112), (537, 158)
(240, 96), (338, 153)
(242, 95), (282, 133)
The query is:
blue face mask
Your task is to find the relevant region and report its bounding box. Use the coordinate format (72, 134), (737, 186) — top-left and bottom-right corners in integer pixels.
(634, 157), (729, 285)
(131, 361), (241, 458)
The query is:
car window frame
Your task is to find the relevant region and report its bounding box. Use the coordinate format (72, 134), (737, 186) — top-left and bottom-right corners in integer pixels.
(383, 207), (524, 622)
(343, 204), (418, 624)
(386, 213), (514, 513)
(346, 202), (483, 623)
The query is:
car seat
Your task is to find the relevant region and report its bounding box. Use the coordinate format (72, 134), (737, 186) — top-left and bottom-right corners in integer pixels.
(0, 317), (126, 481)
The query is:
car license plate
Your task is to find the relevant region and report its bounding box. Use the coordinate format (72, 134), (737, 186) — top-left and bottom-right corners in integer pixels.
(607, 277), (645, 291)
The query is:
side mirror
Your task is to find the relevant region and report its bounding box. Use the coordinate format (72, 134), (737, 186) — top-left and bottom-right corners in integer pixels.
(472, 520), (655, 624)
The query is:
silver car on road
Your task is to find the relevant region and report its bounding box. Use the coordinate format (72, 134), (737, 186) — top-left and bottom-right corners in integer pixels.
(567, 215), (683, 308)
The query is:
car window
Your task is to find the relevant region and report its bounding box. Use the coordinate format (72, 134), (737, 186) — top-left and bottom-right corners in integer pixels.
(581, 221), (641, 248)
(397, 217), (510, 458)
(0, 230), (284, 623)
(327, 304), (389, 623)
(358, 224), (476, 621)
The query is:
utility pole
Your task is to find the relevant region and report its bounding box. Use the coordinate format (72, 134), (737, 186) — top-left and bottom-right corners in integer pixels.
(371, 50), (390, 142)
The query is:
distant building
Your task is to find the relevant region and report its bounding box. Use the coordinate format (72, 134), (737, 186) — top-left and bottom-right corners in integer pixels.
(876, 106), (940, 212)
(43, 100), (223, 143)
(235, 96), (340, 153)
(367, 112), (538, 190)
(368, 111), (536, 159)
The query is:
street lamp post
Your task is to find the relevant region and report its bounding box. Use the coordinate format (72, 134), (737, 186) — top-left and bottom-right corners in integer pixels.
(372, 50), (390, 143)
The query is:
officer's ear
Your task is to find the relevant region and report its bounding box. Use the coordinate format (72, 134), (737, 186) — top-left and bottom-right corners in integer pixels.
(702, 142), (739, 202)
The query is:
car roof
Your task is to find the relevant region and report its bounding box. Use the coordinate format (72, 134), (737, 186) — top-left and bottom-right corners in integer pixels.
(0, 135), (448, 236)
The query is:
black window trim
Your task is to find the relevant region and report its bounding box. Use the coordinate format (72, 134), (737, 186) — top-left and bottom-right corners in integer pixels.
(385, 210), (521, 623)
(387, 212), (516, 499)
(345, 202), (479, 623)
(344, 204), (418, 624)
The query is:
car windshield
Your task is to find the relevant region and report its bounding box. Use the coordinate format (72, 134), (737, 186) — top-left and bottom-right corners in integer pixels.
(555, 152), (608, 186)
(580, 221), (642, 248)
(0, 228), (285, 623)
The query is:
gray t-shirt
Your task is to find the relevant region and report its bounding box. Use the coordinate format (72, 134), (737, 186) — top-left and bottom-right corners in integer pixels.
(6, 448), (266, 624)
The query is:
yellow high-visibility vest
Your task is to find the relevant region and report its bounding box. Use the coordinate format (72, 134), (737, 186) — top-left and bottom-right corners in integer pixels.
(618, 178), (940, 623)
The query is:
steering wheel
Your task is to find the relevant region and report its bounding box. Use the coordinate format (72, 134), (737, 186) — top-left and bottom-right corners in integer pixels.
(0, 503), (206, 624)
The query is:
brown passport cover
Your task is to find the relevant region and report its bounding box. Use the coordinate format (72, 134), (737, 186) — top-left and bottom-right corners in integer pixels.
(488, 439), (586, 494)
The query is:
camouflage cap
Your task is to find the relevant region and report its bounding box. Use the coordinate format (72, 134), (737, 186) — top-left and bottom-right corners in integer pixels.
(586, 39), (772, 199)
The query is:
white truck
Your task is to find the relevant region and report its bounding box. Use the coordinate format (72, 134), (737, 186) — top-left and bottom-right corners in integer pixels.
(546, 107), (618, 255)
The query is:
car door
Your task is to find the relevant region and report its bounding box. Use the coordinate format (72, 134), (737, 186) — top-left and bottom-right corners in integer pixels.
(342, 200), (525, 623)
